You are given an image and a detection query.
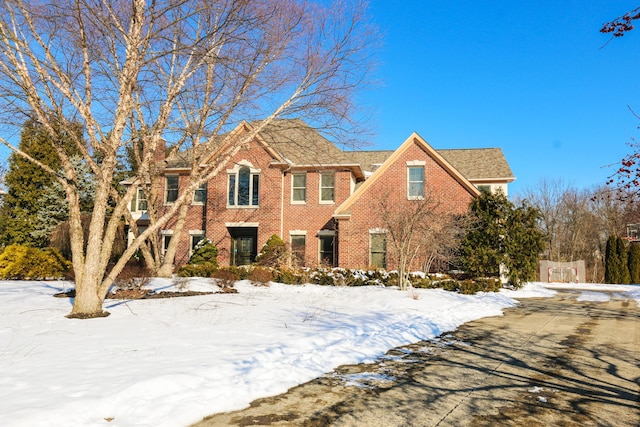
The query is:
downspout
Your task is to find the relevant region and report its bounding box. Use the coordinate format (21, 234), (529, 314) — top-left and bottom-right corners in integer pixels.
(280, 170), (285, 239)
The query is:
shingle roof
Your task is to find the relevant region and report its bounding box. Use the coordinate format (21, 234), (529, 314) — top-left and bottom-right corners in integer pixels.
(255, 119), (353, 166)
(438, 148), (514, 181)
(344, 148), (514, 181)
(162, 119), (514, 182)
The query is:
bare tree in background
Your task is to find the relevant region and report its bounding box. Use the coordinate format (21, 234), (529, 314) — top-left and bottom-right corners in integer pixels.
(520, 178), (640, 282)
(0, 0), (376, 318)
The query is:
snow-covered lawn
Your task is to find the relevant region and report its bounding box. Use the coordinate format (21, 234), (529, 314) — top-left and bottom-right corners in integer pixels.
(1, 279), (638, 427)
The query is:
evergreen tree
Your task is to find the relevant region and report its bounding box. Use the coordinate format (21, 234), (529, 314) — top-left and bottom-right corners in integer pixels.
(503, 201), (546, 286)
(628, 243), (640, 284)
(460, 191), (545, 287)
(0, 119), (80, 246)
(604, 235), (618, 284)
(31, 156), (96, 244)
(617, 236), (631, 284)
(460, 191), (511, 278)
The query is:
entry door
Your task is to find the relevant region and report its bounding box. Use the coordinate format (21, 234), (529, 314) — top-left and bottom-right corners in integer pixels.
(233, 237), (254, 266)
(228, 227), (258, 266)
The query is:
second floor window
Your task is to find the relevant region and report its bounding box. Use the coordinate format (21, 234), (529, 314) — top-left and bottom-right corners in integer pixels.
(320, 173), (334, 203)
(166, 176), (179, 204)
(228, 166), (259, 207)
(136, 188), (147, 211)
(407, 166), (424, 199)
(292, 173), (306, 203)
(193, 183), (207, 204)
(131, 187), (147, 212)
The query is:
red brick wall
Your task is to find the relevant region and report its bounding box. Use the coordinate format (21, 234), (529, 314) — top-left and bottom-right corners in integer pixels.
(337, 141), (474, 270)
(154, 137), (475, 271)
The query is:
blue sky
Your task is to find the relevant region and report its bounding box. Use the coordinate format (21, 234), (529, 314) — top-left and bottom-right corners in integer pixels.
(1, 2), (638, 198)
(360, 1), (640, 196)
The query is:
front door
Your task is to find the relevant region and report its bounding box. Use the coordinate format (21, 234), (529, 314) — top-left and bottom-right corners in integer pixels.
(229, 227), (258, 266)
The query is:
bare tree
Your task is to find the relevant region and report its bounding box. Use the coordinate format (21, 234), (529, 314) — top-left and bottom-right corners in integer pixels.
(377, 188), (463, 291)
(0, 0), (376, 318)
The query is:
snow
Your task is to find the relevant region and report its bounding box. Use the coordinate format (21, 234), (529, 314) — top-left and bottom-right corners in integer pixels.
(0, 279), (636, 427)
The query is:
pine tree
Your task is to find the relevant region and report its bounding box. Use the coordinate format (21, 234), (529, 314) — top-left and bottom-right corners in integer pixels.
(627, 243), (640, 284)
(460, 191), (510, 278)
(617, 236), (631, 284)
(0, 118), (82, 247)
(460, 191), (545, 287)
(604, 236), (617, 284)
(31, 156), (96, 244)
(503, 201), (545, 286)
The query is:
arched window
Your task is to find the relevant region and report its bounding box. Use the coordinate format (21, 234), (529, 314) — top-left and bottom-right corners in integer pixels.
(228, 163), (260, 207)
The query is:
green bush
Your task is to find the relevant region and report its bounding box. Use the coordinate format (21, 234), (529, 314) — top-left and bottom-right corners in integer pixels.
(255, 234), (287, 267)
(177, 239), (219, 277)
(0, 244), (71, 279)
(273, 267), (303, 284)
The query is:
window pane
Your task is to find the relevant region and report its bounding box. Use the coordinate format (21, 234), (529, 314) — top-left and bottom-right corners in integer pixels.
(321, 187), (334, 202)
(408, 167), (424, 198)
(292, 174), (306, 202)
(319, 235), (335, 266)
(238, 167), (250, 205)
(370, 233), (386, 269)
(409, 182), (424, 198)
(163, 235), (172, 251)
(194, 183), (206, 203)
(320, 173), (334, 202)
(321, 173), (334, 187)
(137, 189), (147, 211)
(291, 235), (306, 261)
(166, 176), (179, 203)
(191, 235), (204, 251)
(252, 174), (259, 206)
(228, 175), (236, 205)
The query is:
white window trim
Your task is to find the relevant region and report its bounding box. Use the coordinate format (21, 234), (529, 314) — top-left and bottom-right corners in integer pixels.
(317, 230), (336, 266)
(319, 171), (335, 204)
(290, 232), (306, 260)
(407, 165), (425, 200)
(161, 230), (173, 258)
(227, 160), (261, 208)
(132, 187), (148, 212)
(189, 230), (205, 257)
(291, 173), (307, 205)
(192, 183), (207, 205)
(369, 229), (387, 269)
(164, 175), (179, 205)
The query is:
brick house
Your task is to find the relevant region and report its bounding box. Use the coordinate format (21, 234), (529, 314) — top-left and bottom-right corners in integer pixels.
(127, 119), (514, 271)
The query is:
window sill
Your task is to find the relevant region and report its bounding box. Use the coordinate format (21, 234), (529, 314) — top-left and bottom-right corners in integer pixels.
(226, 205), (259, 209)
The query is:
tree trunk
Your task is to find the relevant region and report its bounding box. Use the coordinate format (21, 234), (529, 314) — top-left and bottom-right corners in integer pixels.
(67, 273), (109, 318)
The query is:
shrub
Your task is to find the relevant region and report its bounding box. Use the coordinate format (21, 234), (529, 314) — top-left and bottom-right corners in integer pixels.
(177, 239), (219, 277)
(211, 268), (240, 291)
(248, 267), (273, 286)
(255, 234), (287, 267)
(188, 239), (219, 267)
(0, 244), (71, 279)
(272, 267), (303, 284)
(113, 264), (152, 290)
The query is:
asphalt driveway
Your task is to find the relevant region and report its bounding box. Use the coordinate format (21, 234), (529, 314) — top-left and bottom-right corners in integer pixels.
(191, 291), (640, 426)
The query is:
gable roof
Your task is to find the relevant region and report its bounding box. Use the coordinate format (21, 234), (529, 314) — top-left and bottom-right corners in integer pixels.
(161, 120), (513, 185)
(335, 133), (481, 217)
(345, 148), (514, 182)
(164, 119), (363, 174)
